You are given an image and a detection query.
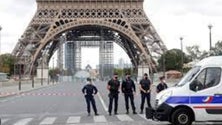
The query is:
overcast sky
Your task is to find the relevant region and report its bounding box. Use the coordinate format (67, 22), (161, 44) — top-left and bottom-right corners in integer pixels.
(1, 0), (222, 68)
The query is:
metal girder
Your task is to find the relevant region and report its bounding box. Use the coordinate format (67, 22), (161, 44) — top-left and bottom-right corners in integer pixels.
(12, 0), (167, 77)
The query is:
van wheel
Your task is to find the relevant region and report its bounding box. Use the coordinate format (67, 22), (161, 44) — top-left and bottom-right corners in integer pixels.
(171, 108), (192, 125)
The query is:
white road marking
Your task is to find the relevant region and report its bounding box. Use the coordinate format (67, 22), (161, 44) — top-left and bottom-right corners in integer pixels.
(138, 114), (153, 122)
(93, 115), (107, 123)
(194, 122), (222, 125)
(66, 116), (81, 124)
(1, 118), (9, 124)
(40, 117), (56, 125)
(116, 114), (133, 121)
(94, 81), (108, 112)
(138, 114), (146, 119)
(97, 92), (108, 112)
(14, 118), (33, 125)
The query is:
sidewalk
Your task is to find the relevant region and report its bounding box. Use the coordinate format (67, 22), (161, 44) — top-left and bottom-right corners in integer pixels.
(0, 80), (56, 98)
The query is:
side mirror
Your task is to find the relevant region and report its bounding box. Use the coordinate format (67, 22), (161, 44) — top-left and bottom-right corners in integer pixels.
(190, 79), (203, 92)
(190, 81), (197, 92)
(190, 79), (200, 92)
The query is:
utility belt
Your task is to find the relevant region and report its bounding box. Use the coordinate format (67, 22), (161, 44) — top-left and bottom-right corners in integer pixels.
(109, 90), (119, 97)
(123, 89), (134, 94)
(140, 90), (150, 94)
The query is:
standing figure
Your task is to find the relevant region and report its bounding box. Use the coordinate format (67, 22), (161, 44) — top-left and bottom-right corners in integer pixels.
(139, 73), (152, 114)
(156, 76), (168, 93)
(82, 78), (99, 116)
(107, 73), (120, 116)
(121, 73), (137, 114)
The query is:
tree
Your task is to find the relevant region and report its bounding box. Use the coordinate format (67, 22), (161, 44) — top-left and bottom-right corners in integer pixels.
(114, 68), (134, 79)
(49, 68), (60, 77)
(186, 45), (202, 60)
(185, 41), (222, 65)
(186, 45), (209, 60)
(0, 54), (16, 75)
(158, 49), (190, 71)
(211, 41), (222, 56)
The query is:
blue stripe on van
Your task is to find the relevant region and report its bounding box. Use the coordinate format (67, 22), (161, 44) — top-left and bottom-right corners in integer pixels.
(165, 96), (222, 104)
(165, 96), (189, 104)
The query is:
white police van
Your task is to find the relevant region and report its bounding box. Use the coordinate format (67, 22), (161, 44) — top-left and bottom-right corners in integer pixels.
(146, 56), (222, 125)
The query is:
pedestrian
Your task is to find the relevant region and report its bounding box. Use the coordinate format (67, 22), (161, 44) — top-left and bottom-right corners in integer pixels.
(82, 78), (99, 116)
(156, 76), (168, 93)
(139, 73), (152, 114)
(121, 73), (137, 114)
(107, 73), (120, 116)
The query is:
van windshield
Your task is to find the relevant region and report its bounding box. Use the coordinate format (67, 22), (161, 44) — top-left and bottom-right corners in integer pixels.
(176, 66), (201, 87)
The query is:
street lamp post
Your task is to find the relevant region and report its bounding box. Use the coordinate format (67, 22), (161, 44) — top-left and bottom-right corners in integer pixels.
(208, 24), (213, 51)
(162, 51), (166, 76)
(19, 64), (22, 91)
(53, 57), (55, 84)
(41, 58), (43, 86)
(0, 25), (2, 54)
(32, 65), (35, 88)
(180, 37), (184, 75)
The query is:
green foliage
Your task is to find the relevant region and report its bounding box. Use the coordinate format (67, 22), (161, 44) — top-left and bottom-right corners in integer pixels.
(114, 68), (135, 78)
(49, 68), (60, 77)
(186, 41), (222, 61)
(0, 53), (16, 75)
(211, 41), (222, 56)
(186, 45), (209, 60)
(186, 45), (202, 60)
(158, 49), (190, 71)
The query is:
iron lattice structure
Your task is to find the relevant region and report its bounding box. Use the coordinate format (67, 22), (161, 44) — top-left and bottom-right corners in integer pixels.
(55, 28), (114, 78)
(12, 0), (167, 77)
(63, 38), (114, 78)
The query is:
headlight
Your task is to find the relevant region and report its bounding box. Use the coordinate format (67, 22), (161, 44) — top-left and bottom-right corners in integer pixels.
(158, 91), (172, 106)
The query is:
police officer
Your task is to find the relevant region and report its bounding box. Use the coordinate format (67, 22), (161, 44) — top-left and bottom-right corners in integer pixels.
(107, 73), (120, 116)
(156, 76), (168, 93)
(121, 73), (137, 114)
(139, 73), (152, 114)
(82, 78), (99, 116)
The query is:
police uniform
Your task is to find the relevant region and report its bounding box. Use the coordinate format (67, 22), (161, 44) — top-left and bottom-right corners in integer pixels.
(82, 81), (98, 116)
(139, 78), (152, 113)
(122, 78), (137, 114)
(107, 78), (120, 115)
(156, 82), (168, 93)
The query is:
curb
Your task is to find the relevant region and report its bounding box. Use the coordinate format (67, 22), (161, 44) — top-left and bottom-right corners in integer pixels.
(0, 83), (58, 99)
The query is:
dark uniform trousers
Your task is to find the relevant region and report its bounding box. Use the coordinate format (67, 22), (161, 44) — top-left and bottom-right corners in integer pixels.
(124, 93), (136, 111)
(140, 93), (151, 111)
(85, 95), (97, 114)
(108, 93), (118, 114)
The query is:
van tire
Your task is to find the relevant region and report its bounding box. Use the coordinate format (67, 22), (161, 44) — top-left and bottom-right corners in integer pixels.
(171, 108), (192, 125)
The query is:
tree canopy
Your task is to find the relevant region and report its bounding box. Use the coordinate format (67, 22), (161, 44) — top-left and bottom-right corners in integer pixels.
(158, 49), (190, 71)
(211, 41), (222, 56)
(0, 54), (16, 75)
(185, 41), (222, 61)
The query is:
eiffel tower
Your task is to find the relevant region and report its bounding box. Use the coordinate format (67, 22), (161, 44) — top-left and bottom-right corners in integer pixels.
(12, 0), (167, 77)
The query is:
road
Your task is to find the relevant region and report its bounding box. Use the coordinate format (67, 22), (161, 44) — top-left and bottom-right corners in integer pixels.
(0, 81), (220, 125)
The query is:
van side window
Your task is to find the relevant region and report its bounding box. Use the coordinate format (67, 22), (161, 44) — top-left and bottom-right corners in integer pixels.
(205, 68), (221, 88)
(193, 70), (206, 91)
(190, 68), (221, 91)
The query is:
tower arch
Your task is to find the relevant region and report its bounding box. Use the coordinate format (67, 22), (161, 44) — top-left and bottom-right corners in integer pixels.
(12, 0), (167, 76)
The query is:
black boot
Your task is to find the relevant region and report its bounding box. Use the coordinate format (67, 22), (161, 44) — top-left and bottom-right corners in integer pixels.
(126, 110), (129, 114)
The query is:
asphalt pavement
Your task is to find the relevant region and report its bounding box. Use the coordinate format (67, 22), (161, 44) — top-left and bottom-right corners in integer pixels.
(0, 80), (221, 125)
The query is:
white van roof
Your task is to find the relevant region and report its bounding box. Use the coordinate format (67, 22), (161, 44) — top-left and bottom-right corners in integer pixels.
(195, 56), (222, 67)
